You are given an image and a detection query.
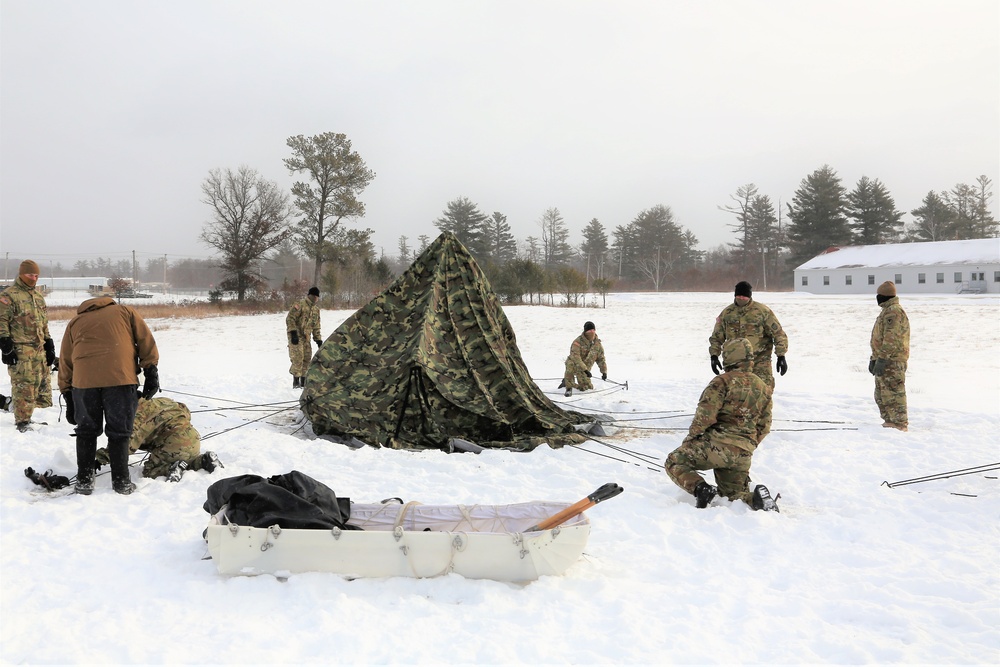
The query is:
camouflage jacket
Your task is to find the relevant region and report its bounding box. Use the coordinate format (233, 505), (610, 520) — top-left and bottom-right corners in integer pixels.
(129, 397), (198, 453)
(568, 333), (607, 375)
(286, 297), (321, 340)
(686, 363), (773, 452)
(709, 299), (788, 368)
(870, 297), (909, 362)
(0, 276), (50, 347)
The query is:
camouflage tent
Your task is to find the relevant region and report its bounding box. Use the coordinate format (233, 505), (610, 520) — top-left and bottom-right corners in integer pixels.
(301, 232), (592, 451)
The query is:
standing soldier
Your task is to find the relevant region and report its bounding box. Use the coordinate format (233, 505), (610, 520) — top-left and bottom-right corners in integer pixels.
(665, 338), (779, 511)
(870, 281), (910, 431)
(286, 286), (322, 388)
(709, 280), (788, 391)
(0, 259), (57, 432)
(59, 296), (160, 495)
(95, 396), (222, 482)
(560, 320), (608, 397)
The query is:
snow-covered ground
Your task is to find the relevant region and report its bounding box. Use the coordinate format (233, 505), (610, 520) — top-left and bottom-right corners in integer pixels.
(2, 291), (998, 665)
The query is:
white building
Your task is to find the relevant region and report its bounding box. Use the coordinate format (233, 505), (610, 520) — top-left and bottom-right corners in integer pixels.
(794, 239), (1000, 295)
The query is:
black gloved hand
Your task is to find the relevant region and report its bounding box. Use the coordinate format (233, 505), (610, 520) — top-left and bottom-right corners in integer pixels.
(62, 391), (76, 425)
(0, 337), (16, 366)
(314, 337), (322, 347)
(289, 331), (299, 345)
(52, 357), (59, 372)
(602, 373), (607, 381)
(776, 356), (787, 376)
(873, 359), (887, 377)
(584, 370), (592, 378)
(710, 355), (722, 375)
(142, 365), (160, 399)
(868, 359), (876, 375)
(44, 338), (56, 367)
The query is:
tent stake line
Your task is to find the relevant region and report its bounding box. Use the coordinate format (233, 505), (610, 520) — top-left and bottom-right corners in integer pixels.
(882, 463), (1000, 488)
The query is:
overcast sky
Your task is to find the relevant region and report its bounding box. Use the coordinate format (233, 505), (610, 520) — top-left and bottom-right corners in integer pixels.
(1, 0), (998, 271)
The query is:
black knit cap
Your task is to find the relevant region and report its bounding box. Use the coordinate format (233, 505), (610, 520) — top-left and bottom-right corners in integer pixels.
(308, 287), (320, 297)
(583, 321), (596, 332)
(734, 281), (753, 298)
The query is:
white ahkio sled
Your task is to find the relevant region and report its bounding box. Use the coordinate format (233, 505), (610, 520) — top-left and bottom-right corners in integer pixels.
(204, 483), (623, 582)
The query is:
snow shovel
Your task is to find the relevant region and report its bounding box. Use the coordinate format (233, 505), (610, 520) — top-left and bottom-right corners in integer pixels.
(524, 482), (624, 532)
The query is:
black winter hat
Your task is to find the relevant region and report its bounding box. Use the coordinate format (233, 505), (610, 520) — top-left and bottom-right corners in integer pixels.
(734, 281), (753, 298)
(583, 321), (596, 332)
(308, 287), (320, 297)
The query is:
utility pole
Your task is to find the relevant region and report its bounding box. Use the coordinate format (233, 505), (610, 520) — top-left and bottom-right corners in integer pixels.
(655, 246), (660, 292)
(132, 250), (138, 288)
(163, 254), (167, 294)
(762, 246), (768, 290)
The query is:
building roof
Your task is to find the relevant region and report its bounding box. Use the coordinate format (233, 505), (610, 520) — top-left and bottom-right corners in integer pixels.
(795, 238), (1000, 270)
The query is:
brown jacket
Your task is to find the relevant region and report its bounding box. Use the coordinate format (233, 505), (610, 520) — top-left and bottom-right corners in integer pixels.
(58, 297), (159, 391)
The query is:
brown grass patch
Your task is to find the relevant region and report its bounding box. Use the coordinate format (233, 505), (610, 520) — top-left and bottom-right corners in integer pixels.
(47, 300), (291, 321)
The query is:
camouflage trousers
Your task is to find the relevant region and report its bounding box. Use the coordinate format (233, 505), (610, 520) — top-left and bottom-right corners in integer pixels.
(875, 360), (907, 426)
(563, 358), (594, 391)
(664, 434), (755, 506)
(753, 364), (775, 392)
(287, 337), (314, 377)
(6, 344), (52, 423)
(138, 425), (202, 479)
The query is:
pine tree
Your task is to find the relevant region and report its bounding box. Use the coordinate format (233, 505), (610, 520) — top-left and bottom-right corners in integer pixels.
(971, 175), (998, 238)
(580, 218), (609, 280)
(908, 191), (955, 241)
(433, 197), (489, 256)
(785, 165), (851, 268)
(482, 211), (518, 263)
(538, 207), (573, 268)
(846, 176), (903, 244)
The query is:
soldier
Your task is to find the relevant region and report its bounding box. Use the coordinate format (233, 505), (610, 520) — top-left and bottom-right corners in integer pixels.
(95, 396), (222, 482)
(286, 286), (322, 388)
(560, 321), (608, 397)
(665, 337), (779, 511)
(59, 296), (159, 495)
(0, 259), (57, 432)
(709, 280), (788, 391)
(870, 281), (910, 431)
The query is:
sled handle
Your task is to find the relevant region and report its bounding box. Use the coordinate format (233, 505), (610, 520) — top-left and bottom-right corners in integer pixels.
(524, 483), (624, 532)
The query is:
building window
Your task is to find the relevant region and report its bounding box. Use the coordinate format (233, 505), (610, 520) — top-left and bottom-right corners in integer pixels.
(894, 274), (902, 284)
(954, 272), (962, 282)
(973, 272), (984, 281)
(937, 273), (944, 283)
(868, 275), (875, 285)
(846, 275), (853, 285)
(994, 271), (1000, 282)
(823, 275), (830, 286)
(801, 276), (808, 286)
(918, 273), (926, 284)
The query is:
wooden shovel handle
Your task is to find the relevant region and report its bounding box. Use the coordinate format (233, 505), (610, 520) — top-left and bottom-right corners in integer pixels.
(525, 483), (624, 532)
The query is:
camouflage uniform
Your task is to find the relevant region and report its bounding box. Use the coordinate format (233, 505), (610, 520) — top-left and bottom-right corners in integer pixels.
(709, 299), (788, 390)
(286, 296), (322, 378)
(96, 397), (203, 479)
(563, 333), (607, 391)
(0, 276), (53, 424)
(870, 295), (910, 428)
(665, 340), (773, 507)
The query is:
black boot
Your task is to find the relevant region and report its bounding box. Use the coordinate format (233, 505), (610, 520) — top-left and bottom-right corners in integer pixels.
(694, 481), (718, 509)
(75, 434), (98, 495)
(108, 436), (136, 495)
(297, 376), (306, 388)
(751, 484), (780, 512)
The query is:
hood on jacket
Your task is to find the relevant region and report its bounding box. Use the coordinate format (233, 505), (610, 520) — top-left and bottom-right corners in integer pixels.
(77, 297), (117, 314)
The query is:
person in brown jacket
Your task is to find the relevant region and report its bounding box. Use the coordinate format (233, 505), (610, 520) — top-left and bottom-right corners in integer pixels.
(58, 297), (159, 495)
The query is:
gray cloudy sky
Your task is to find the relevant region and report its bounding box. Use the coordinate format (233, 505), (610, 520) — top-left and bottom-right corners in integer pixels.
(2, 0), (998, 270)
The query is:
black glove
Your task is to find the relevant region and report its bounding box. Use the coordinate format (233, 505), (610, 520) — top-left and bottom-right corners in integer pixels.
(52, 357), (59, 372)
(142, 365), (160, 399)
(776, 356), (787, 376)
(0, 337), (16, 366)
(314, 337), (322, 347)
(868, 359), (876, 375)
(873, 359), (887, 377)
(601, 373), (607, 381)
(584, 370), (591, 378)
(289, 331), (299, 345)
(710, 355), (722, 375)
(43, 338), (56, 367)
(62, 391), (76, 425)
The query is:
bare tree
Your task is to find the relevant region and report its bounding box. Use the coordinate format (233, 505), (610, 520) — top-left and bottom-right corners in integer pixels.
(200, 166), (293, 301)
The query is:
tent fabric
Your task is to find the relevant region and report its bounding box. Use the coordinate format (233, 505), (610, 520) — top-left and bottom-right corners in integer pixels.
(301, 232), (591, 451)
(203, 471), (357, 531)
